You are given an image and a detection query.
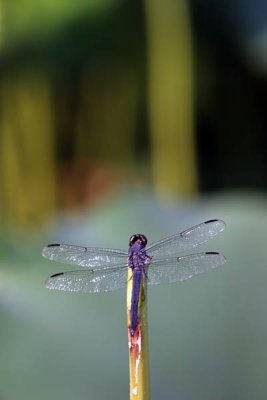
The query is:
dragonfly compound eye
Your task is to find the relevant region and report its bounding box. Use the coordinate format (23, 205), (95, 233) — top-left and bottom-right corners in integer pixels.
(129, 234), (147, 247)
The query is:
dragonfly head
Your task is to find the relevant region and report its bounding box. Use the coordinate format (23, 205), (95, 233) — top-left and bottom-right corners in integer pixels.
(129, 234), (147, 247)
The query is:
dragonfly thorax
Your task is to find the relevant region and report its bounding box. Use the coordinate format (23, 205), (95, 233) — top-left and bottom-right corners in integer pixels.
(128, 235), (151, 270)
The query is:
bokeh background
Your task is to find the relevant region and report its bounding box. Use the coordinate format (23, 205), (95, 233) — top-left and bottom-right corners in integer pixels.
(1, 1), (267, 399)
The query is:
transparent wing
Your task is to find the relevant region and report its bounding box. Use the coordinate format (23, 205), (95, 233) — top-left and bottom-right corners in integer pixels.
(45, 265), (128, 293)
(147, 252), (226, 285)
(42, 244), (128, 269)
(147, 219), (225, 259)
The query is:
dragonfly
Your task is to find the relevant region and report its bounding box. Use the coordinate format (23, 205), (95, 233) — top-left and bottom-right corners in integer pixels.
(42, 219), (226, 336)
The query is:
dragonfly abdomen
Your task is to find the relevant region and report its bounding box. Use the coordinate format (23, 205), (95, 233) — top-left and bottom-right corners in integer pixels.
(130, 268), (142, 336)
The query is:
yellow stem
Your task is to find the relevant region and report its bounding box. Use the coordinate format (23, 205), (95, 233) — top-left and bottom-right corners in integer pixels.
(127, 268), (150, 400)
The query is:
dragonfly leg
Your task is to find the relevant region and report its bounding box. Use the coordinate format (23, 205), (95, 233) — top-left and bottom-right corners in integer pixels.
(143, 269), (148, 280)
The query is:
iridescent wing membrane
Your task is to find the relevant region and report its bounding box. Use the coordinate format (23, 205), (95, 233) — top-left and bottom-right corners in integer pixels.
(42, 219), (226, 293)
(42, 245), (128, 293)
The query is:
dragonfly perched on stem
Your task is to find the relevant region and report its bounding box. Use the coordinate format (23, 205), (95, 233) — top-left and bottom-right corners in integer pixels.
(42, 219), (226, 335)
(43, 219), (226, 400)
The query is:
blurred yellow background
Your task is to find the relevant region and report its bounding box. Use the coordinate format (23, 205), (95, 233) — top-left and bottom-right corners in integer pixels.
(1, 1), (267, 399)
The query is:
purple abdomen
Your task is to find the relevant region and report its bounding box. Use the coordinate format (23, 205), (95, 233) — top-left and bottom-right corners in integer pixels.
(130, 268), (142, 336)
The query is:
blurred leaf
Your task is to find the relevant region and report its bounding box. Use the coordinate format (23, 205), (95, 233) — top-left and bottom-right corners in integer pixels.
(3, 0), (120, 45)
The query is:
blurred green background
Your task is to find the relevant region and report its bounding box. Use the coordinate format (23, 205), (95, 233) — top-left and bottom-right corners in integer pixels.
(1, 1), (267, 399)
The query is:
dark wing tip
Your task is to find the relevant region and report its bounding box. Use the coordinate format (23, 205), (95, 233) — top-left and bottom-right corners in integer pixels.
(204, 218), (226, 226)
(42, 244), (61, 258)
(50, 272), (64, 278)
(204, 219), (226, 231)
(206, 251), (227, 265)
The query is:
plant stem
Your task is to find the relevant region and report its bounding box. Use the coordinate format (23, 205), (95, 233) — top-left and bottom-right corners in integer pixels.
(127, 268), (150, 400)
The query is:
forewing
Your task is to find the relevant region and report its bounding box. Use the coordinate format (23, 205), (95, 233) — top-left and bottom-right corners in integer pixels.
(45, 266), (128, 293)
(42, 244), (128, 269)
(147, 219), (225, 259)
(147, 252), (226, 285)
